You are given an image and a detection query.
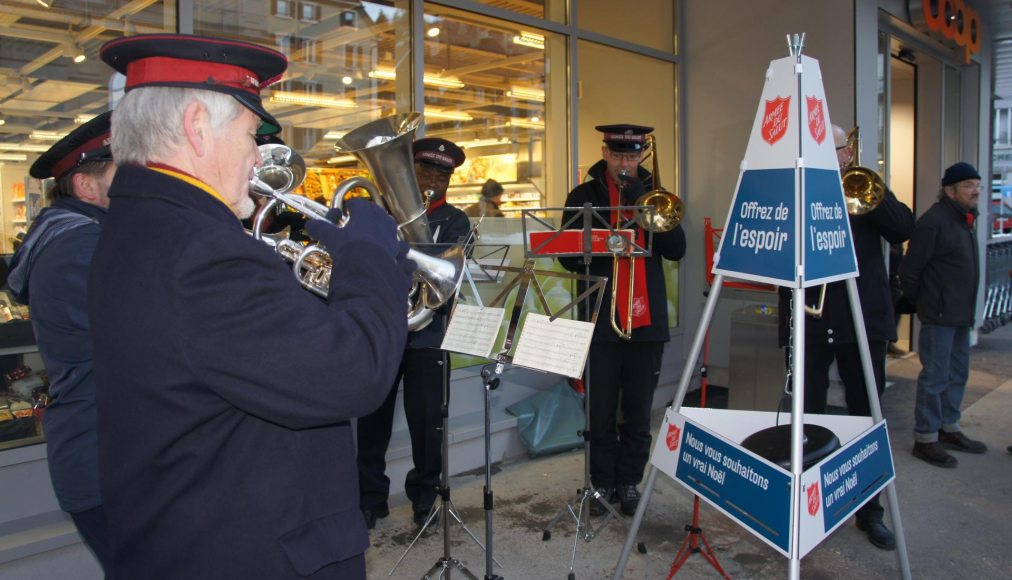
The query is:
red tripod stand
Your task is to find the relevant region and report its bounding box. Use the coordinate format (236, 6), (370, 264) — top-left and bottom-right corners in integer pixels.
(666, 331), (730, 579)
(668, 221), (748, 579)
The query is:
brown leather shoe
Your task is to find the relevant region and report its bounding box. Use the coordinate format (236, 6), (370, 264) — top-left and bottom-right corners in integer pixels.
(938, 430), (987, 454)
(912, 441), (958, 468)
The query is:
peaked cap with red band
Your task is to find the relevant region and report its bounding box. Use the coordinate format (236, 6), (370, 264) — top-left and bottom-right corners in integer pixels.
(596, 123), (654, 153)
(100, 34), (288, 135)
(413, 137), (466, 174)
(30, 111), (113, 180)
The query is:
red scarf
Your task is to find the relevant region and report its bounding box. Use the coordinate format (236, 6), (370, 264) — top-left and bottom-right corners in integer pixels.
(426, 195), (446, 215)
(606, 172), (651, 331)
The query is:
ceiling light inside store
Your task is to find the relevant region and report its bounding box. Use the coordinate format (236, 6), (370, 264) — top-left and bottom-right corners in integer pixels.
(512, 32), (545, 50)
(508, 117), (544, 129)
(368, 69), (465, 89)
(425, 110), (473, 121)
(0, 153), (29, 162)
(75, 114), (96, 124)
(507, 86), (545, 102)
(0, 143), (50, 152)
(323, 130), (347, 140)
(427, 27), (440, 38)
(270, 91), (357, 109)
(30, 131), (67, 141)
(64, 43), (87, 63)
(0, 113), (5, 126)
(341, 76), (353, 85)
(35, 0), (52, 7)
(461, 137), (510, 149)
(327, 155), (358, 165)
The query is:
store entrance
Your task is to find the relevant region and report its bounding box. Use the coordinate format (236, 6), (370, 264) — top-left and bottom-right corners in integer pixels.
(889, 52), (916, 352)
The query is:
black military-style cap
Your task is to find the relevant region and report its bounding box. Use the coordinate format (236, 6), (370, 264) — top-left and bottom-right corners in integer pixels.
(30, 111), (113, 180)
(596, 123), (654, 152)
(413, 137), (466, 174)
(100, 34), (288, 135)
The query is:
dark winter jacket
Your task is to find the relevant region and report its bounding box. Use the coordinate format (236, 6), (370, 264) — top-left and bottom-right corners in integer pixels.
(778, 188), (913, 345)
(7, 198), (106, 513)
(899, 194), (980, 327)
(559, 159), (686, 342)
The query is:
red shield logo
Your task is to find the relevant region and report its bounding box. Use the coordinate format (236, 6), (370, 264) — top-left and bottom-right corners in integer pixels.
(806, 96), (826, 144)
(761, 96), (791, 145)
(807, 482), (821, 516)
(666, 423), (681, 451)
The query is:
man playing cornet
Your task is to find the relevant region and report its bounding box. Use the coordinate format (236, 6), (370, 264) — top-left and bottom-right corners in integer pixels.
(89, 34), (414, 580)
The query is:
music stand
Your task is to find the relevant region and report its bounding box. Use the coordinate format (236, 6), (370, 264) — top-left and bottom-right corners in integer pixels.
(439, 256), (607, 580)
(388, 242), (508, 579)
(524, 204), (654, 578)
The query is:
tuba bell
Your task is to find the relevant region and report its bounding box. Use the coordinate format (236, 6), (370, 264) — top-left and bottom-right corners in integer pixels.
(248, 119), (465, 331)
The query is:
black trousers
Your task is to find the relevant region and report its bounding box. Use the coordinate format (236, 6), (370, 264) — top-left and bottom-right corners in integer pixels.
(357, 347), (448, 511)
(587, 341), (664, 489)
(70, 504), (112, 577)
(804, 339), (888, 523)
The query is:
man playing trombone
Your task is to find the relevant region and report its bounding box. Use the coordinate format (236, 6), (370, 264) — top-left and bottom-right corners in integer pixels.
(777, 124), (913, 550)
(560, 124), (686, 517)
(88, 34), (415, 580)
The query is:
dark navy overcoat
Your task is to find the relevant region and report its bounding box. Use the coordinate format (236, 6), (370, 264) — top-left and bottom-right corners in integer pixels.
(89, 165), (408, 579)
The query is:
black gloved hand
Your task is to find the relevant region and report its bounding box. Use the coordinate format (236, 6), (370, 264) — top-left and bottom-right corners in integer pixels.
(395, 240), (418, 278)
(619, 173), (646, 205)
(305, 198), (402, 260)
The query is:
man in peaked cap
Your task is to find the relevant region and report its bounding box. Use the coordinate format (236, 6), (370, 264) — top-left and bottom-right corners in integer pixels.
(88, 34), (415, 579)
(357, 136), (471, 530)
(7, 111), (115, 574)
(559, 123), (686, 518)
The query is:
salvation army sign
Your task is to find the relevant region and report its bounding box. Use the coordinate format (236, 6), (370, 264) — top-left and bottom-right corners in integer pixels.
(807, 97), (826, 145)
(762, 97), (791, 145)
(713, 53), (857, 287)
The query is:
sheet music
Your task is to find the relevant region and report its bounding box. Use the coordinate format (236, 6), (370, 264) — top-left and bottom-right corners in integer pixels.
(440, 303), (506, 359)
(511, 313), (595, 378)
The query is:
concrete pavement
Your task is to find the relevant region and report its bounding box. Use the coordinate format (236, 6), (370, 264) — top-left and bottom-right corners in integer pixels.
(363, 324), (1012, 579)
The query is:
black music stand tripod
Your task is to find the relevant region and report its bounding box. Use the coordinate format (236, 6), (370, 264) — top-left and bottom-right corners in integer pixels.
(524, 204), (651, 578)
(388, 242), (503, 580)
(437, 256), (606, 580)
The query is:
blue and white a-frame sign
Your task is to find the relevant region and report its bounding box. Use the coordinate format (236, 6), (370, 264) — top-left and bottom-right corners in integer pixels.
(712, 50), (858, 288)
(612, 35), (912, 580)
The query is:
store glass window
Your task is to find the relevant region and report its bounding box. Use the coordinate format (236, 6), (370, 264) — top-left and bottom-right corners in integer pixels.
(0, 1), (175, 452)
(576, 39), (680, 327)
(420, 4), (565, 215)
(195, 0), (412, 201)
(466, 0), (566, 23)
(578, 0), (676, 55)
(942, 64), (963, 169)
(997, 108), (1011, 146)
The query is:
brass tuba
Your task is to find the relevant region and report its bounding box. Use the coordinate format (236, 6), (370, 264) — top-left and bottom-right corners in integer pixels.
(839, 126), (885, 216)
(609, 134), (684, 339)
(248, 116), (465, 331)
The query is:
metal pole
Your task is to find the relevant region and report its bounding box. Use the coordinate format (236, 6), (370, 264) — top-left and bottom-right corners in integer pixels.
(844, 277), (912, 580)
(612, 274), (726, 580)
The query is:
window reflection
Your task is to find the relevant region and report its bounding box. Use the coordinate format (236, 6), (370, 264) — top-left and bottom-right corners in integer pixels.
(421, 5), (555, 216)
